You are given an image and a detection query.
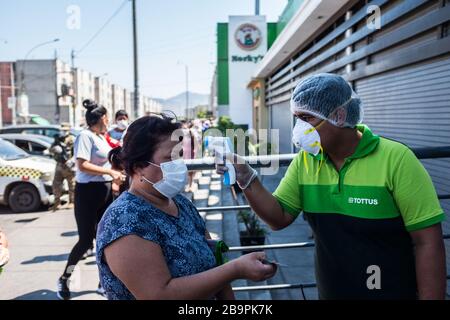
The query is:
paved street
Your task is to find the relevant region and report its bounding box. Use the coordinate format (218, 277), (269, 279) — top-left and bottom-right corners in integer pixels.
(0, 206), (105, 300)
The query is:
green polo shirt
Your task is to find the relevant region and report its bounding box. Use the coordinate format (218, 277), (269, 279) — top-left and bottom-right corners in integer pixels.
(273, 124), (444, 299)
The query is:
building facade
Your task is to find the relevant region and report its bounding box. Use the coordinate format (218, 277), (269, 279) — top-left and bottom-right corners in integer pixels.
(0, 58), (158, 127)
(14, 59), (74, 125)
(142, 96), (163, 115)
(94, 76), (113, 112)
(0, 62), (15, 126)
(123, 89), (133, 120)
(216, 16), (279, 129)
(112, 84), (125, 117)
(73, 68), (95, 127)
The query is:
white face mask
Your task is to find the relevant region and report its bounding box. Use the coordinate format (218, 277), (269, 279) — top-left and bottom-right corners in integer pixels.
(141, 159), (188, 199)
(116, 120), (129, 130)
(292, 119), (323, 156)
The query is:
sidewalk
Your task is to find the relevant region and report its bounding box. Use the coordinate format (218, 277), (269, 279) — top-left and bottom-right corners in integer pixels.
(236, 168), (319, 300)
(0, 209), (105, 300)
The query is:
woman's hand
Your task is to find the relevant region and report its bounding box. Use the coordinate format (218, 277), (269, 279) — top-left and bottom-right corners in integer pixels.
(0, 230), (10, 268)
(109, 169), (126, 185)
(232, 251), (277, 282)
(0, 231), (8, 249)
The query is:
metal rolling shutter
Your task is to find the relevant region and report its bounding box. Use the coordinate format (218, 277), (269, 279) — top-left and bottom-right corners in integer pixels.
(270, 101), (293, 154)
(355, 56), (450, 224)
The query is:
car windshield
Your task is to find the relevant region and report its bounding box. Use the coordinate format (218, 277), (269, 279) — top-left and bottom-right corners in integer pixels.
(0, 139), (30, 160)
(34, 135), (54, 144)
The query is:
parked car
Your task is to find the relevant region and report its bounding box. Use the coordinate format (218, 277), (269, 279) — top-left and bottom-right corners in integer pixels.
(0, 133), (53, 158)
(0, 124), (83, 138)
(0, 124), (62, 139)
(0, 138), (57, 213)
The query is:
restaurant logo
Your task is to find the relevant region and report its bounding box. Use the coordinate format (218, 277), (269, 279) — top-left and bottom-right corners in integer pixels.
(235, 23), (262, 51)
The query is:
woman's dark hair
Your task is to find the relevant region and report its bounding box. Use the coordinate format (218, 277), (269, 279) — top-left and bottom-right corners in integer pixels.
(108, 115), (181, 176)
(108, 147), (124, 171)
(83, 99), (107, 127)
(115, 109), (128, 120)
(108, 146), (129, 194)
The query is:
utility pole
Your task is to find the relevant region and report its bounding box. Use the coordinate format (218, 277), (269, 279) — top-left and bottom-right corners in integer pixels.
(185, 65), (189, 121)
(132, 0), (140, 119)
(255, 0), (260, 15)
(55, 56), (60, 124)
(0, 78), (3, 128)
(71, 49), (76, 127)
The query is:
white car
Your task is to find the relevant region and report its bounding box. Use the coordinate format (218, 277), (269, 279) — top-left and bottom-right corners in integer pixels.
(0, 138), (56, 213)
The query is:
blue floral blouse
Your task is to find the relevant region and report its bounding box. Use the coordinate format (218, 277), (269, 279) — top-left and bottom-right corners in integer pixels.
(96, 191), (217, 300)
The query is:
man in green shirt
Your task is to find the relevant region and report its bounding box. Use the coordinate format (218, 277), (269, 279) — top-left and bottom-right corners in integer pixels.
(217, 73), (446, 299)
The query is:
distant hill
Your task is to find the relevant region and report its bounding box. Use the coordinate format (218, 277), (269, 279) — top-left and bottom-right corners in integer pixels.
(165, 92), (209, 109)
(152, 91), (209, 117)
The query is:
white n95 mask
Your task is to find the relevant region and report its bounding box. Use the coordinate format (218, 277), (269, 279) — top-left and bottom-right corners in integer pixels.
(292, 119), (323, 155)
(141, 159), (188, 199)
(292, 119), (325, 175)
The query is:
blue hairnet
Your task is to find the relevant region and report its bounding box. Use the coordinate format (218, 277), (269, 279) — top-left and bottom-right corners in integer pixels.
(290, 73), (363, 128)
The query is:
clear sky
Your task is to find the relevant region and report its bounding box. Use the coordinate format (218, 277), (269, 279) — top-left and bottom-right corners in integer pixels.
(0, 0), (287, 99)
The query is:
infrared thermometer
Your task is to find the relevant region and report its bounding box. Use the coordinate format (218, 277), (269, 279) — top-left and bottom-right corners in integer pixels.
(205, 137), (236, 186)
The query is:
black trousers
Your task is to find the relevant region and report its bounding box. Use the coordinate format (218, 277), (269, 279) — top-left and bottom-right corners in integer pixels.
(62, 181), (112, 278)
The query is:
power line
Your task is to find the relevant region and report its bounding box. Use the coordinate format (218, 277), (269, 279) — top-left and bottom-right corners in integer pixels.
(75, 0), (128, 57)
(141, 77), (211, 88)
(75, 32), (215, 57)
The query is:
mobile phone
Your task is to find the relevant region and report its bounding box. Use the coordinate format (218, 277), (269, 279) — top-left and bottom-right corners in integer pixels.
(261, 259), (288, 267)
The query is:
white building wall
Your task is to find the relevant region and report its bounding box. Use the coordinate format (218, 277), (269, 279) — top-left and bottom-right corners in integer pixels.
(228, 16), (267, 129)
(112, 84), (125, 117)
(123, 89), (133, 120)
(74, 68), (95, 127)
(15, 59), (75, 124)
(95, 77), (113, 111)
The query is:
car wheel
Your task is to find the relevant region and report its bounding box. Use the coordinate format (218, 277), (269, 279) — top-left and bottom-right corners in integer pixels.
(8, 184), (41, 213)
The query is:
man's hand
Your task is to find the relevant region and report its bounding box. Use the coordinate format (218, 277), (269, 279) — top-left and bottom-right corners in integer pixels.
(215, 153), (295, 231)
(215, 152), (257, 189)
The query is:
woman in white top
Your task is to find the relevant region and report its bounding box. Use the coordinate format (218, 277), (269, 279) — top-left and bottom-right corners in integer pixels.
(57, 99), (125, 300)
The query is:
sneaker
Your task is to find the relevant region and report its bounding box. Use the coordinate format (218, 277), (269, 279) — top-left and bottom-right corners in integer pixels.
(81, 248), (95, 260)
(56, 277), (71, 300)
(96, 283), (106, 297)
(86, 248), (95, 257)
(62, 203), (74, 210)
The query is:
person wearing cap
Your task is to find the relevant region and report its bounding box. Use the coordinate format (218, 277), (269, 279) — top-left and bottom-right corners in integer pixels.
(50, 131), (75, 211)
(217, 73), (446, 300)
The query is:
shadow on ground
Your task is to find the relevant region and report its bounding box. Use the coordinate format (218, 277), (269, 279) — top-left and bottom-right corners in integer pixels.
(15, 218), (39, 223)
(61, 231), (78, 237)
(13, 289), (98, 300)
(21, 254), (69, 265)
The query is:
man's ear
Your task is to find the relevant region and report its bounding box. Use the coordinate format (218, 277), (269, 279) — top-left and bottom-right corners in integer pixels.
(335, 107), (347, 127)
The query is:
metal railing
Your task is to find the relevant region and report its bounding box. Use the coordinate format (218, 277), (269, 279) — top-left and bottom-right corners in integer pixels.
(187, 146), (450, 297)
(185, 146), (450, 169)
